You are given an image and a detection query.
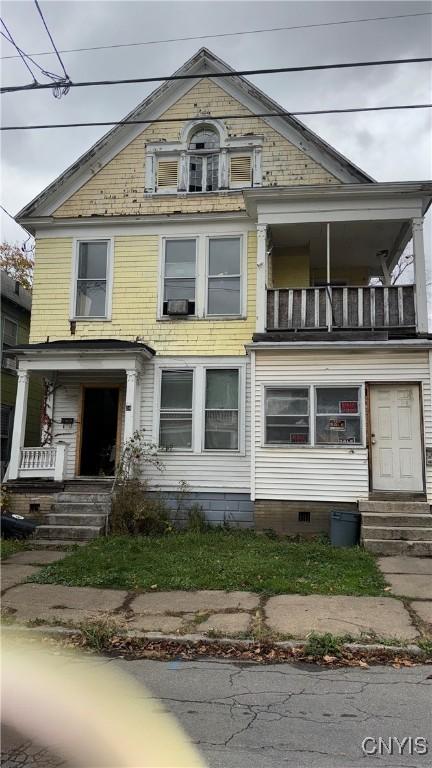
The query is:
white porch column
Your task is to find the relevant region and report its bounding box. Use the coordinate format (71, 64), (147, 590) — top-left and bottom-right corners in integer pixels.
(256, 223), (267, 333)
(123, 370), (140, 444)
(8, 370), (29, 480)
(412, 217), (429, 334)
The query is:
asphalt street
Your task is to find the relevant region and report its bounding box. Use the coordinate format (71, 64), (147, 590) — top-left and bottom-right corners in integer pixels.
(2, 657), (432, 768)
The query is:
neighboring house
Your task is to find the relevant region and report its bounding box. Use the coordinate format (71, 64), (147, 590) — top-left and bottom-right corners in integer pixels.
(1, 270), (41, 478)
(6, 48), (432, 552)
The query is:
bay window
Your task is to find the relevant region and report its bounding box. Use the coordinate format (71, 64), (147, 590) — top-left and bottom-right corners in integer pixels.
(315, 387), (361, 445)
(205, 369), (239, 450)
(74, 240), (109, 318)
(163, 239), (196, 316)
(159, 370), (193, 449)
(207, 237), (241, 316)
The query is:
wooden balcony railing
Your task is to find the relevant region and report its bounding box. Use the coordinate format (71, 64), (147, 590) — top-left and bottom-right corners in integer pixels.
(266, 285), (416, 331)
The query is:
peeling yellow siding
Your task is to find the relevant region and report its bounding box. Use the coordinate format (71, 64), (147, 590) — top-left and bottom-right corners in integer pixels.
(30, 233), (257, 356)
(54, 80), (338, 219)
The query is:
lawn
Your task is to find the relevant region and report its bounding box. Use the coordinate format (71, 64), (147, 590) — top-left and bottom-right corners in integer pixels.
(31, 530), (386, 596)
(0, 538), (29, 560)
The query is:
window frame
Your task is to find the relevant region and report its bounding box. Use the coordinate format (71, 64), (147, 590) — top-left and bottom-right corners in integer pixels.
(2, 315), (18, 347)
(71, 238), (114, 321)
(262, 384), (366, 448)
(205, 235), (244, 318)
(187, 153), (220, 193)
(159, 236), (199, 318)
(158, 368), (195, 452)
(154, 360), (246, 455)
(203, 367), (241, 452)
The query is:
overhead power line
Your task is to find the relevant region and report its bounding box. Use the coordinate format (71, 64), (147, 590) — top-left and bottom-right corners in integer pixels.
(0, 19), (37, 83)
(2, 103), (431, 131)
(1, 11), (431, 60)
(32, 0), (71, 96)
(2, 56), (431, 94)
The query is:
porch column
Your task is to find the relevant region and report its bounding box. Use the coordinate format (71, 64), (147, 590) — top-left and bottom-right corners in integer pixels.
(123, 370), (140, 444)
(412, 217), (429, 334)
(256, 223), (267, 333)
(8, 370), (29, 480)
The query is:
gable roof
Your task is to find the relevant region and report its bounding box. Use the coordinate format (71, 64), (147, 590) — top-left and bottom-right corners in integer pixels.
(17, 47), (374, 221)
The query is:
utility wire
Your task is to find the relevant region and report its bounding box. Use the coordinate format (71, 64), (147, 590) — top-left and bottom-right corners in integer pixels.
(1, 11), (431, 60)
(2, 56), (431, 94)
(33, 0), (69, 81)
(0, 19), (37, 83)
(2, 103), (431, 131)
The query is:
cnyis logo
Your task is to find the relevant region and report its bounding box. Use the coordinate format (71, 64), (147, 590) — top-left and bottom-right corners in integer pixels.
(362, 736), (428, 756)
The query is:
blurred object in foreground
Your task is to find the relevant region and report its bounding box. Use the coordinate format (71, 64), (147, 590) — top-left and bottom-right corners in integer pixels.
(1, 633), (205, 767)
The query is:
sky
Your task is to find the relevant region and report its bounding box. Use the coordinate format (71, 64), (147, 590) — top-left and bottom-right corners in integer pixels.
(1, 0), (431, 256)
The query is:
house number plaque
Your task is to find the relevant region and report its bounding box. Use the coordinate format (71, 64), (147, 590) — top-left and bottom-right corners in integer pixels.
(425, 448), (432, 467)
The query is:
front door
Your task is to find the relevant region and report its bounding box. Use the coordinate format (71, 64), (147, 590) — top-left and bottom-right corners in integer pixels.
(79, 387), (120, 476)
(370, 384), (423, 492)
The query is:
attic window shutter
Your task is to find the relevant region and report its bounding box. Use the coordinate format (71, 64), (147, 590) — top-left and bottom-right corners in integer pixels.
(230, 155), (252, 185)
(157, 159), (178, 190)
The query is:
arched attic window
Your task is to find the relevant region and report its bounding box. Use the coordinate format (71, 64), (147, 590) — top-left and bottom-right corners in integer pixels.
(188, 126), (220, 192)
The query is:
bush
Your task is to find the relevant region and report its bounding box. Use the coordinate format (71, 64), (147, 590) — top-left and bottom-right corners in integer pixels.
(186, 503), (209, 533)
(110, 479), (171, 536)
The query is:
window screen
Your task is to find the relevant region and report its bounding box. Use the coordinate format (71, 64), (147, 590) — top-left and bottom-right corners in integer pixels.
(315, 387), (361, 445)
(163, 239), (196, 315)
(205, 369), (239, 450)
(207, 238), (241, 316)
(159, 370), (193, 449)
(265, 388), (310, 444)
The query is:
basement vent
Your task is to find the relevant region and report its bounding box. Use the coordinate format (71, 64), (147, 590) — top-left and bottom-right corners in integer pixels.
(298, 511), (311, 523)
(157, 159), (178, 190)
(29, 503), (40, 514)
(230, 155), (252, 185)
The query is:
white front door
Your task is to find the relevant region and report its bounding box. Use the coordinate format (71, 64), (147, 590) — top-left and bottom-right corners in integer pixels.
(370, 384), (423, 492)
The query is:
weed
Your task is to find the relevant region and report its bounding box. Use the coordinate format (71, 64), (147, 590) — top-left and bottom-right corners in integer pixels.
(76, 618), (120, 652)
(304, 632), (346, 658)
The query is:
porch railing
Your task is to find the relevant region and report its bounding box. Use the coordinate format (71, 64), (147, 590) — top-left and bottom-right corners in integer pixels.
(18, 443), (67, 481)
(266, 285), (416, 331)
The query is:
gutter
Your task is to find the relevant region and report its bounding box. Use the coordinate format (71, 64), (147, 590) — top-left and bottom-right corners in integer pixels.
(245, 339), (432, 352)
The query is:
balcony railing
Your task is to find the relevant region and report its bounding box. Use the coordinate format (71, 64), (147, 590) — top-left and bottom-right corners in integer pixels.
(266, 285), (416, 332)
(17, 443), (67, 481)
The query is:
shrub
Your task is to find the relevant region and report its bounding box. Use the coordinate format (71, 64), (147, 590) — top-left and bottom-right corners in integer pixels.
(110, 479), (170, 536)
(186, 503), (209, 533)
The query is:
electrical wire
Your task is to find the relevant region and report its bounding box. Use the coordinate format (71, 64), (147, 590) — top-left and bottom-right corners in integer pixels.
(2, 103), (431, 131)
(1, 11), (431, 60)
(0, 19), (37, 83)
(33, 0), (69, 81)
(32, 0), (71, 96)
(2, 56), (431, 94)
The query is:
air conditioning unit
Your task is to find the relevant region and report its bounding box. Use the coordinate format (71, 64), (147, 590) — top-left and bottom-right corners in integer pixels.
(166, 299), (190, 316)
(2, 356), (17, 371)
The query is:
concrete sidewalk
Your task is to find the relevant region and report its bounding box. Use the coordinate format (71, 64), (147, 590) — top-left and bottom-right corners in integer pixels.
(1, 550), (430, 642)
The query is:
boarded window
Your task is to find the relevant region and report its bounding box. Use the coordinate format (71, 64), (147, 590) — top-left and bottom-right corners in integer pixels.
(157, 159), (178, 190)
(230, 155), (252, 186)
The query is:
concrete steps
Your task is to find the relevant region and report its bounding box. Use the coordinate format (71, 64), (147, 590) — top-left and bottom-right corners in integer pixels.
(360, 500), (432, 556)
(34, 484), (112, 542)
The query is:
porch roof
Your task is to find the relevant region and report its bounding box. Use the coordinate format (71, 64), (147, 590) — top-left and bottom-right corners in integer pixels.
(10, 338), (155, 357)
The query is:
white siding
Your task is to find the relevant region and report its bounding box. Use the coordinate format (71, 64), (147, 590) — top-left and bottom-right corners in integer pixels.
(52, 372), (125, 478)
(140, 357), (251, 493)
(254, 349), (432, 502)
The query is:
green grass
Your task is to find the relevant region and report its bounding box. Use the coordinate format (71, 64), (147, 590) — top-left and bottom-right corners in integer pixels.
(0, 538), (29, 560)
(30, 530), (386, 596)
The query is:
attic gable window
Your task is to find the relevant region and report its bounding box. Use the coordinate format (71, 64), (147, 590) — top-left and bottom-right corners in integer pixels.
(188, 127), (219, 193)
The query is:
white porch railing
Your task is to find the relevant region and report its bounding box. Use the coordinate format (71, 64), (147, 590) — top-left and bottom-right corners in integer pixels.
(17, 443), (68, 481)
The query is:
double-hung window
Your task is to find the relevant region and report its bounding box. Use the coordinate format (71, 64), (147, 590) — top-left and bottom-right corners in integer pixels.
(207, 237), (241, 316)
(315, 387), (361, 445)
(75, 241), (109, 318)
(264, 385), (362, 446)
(159, 370), (193, 449)
(265, 388), (310, 445)
(163, 239), (196, 316)
(205, 369), (239, 450)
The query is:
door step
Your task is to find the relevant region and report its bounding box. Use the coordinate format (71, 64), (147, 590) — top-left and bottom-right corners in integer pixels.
(360, 500), (432, 556)
(362, 539), (432, 557)
(33, 486), (113, 543)
(36, 524), (103, 541)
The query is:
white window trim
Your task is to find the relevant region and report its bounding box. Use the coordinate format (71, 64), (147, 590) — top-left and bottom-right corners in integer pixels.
(262, 384), (366, 449)
(158, 233), (246, 321)
(153, 360), (246, 455)
(70, 237), (114, 321)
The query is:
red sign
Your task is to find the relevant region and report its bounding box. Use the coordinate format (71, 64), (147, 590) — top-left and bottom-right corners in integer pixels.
(340, 401), (358, 414)
(291, 433), (308, 444)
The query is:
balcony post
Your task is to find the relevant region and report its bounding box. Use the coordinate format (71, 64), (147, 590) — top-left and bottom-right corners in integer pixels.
(54, 443), (67, 481)
(256, 224), (267, 332)
(8, 369), (29, 480)
(412, 217), (429, 333)
(124, 370), (140, 444)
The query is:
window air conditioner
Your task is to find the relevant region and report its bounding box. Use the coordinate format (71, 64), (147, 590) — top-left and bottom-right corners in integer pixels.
(166, 299), (190, 315)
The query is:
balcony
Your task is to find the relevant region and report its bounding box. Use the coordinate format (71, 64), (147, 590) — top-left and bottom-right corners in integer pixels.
(266, 284), (416, 332)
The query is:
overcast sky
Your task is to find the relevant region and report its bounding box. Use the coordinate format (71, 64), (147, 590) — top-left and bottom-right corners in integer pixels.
(1, 0), (431, 254)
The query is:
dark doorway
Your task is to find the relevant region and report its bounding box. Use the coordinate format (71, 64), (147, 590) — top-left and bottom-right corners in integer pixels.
(79, 387), (119, 476)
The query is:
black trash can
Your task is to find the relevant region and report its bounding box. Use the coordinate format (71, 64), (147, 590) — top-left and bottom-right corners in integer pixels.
(330, 510), (360, 547)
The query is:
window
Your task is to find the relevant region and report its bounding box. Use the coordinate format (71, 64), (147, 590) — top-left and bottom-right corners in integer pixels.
(315, 387), (361, 445)
(265, 388), (310, 445)
(205, 369), (239, 450)
(159, 370), (193, 449)
(188, 127), (219, 192)
(2, 317), (18, 347)
(75, 241), (109, 318)
(163, 239), (196, 315)
(207, 238), (241, 316)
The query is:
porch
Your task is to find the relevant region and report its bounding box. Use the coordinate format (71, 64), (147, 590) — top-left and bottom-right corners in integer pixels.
(245, 182), (430, 337)
(6, 340), (154, 482)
